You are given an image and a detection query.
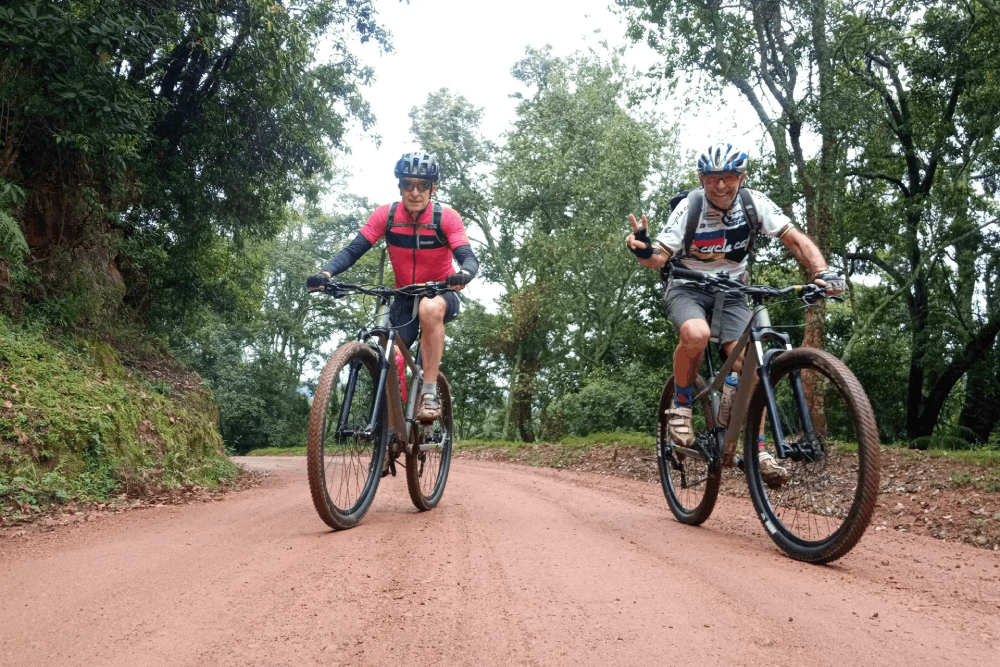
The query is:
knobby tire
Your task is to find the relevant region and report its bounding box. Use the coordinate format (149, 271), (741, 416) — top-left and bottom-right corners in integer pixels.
(405, 372), (453, 511)
(307, 342), (387, 530)
(744, 347), (880, 563)
(657, 375), (721, 525)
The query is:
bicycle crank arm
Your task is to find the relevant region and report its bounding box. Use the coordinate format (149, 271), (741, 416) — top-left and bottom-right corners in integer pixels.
(671, 445), (708, 462)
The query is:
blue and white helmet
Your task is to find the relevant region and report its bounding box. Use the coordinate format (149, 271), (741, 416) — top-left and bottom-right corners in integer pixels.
(394, 150), (440, 182)
(697, 143), (749, 174)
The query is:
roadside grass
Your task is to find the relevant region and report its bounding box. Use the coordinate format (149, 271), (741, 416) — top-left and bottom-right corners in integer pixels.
(456, 432), (654, 468)
(245, 446), (307, 456)
(243, 435), (1000, 493)
(929, 449), (1000, 492)
(244, 433), (656, 465)
(0, 316), (239, 521)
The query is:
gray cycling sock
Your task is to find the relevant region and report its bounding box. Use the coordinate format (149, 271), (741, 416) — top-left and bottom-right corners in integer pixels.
(421, 381), (437, 396)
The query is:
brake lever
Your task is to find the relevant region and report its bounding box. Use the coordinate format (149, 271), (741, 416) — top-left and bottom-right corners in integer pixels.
(324, 282), (347, 298)
(800, 284), (825, 306)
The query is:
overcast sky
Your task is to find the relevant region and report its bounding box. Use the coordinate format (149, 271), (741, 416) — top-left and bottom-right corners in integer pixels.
(340, 0), (647, 201)
(326, 0), (758, 308)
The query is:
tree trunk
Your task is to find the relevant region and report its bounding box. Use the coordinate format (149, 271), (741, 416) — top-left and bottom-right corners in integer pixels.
(959, 353), (1000, 443)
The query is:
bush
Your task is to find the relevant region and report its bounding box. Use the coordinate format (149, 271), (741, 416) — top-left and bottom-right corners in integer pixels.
(544, 368), (666, 438)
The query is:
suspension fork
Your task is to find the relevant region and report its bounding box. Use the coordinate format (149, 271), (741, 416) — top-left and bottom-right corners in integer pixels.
(755, 345), (816, 461)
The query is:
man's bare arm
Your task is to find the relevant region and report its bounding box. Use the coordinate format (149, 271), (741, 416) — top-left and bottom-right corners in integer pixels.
(780, 227), (828, 276)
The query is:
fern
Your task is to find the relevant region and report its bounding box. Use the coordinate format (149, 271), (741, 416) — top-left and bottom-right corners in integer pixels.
(0, 207), (28, 281)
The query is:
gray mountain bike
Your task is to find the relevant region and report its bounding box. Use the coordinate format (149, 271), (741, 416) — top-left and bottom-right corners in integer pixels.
(657, 267), (880, 563)
(307, 281), (454, 530)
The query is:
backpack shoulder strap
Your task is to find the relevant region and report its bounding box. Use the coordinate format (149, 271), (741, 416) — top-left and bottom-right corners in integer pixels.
(387, 201), (399, 230)
(432, 202), (446, 246)
(738, 188), (761, 259)
(679, 189), (703, 258)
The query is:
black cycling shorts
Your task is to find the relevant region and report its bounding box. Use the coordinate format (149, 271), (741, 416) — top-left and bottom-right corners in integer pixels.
(389, 290), (461, 349)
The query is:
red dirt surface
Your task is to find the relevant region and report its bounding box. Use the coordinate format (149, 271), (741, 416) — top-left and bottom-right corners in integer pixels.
(1, 456), (998, 666)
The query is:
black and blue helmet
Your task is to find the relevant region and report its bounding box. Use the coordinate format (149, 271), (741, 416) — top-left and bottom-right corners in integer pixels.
(394, 150), (440, 182)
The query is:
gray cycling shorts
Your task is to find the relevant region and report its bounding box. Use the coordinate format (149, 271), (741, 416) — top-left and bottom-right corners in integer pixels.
(664, 281), (751, 345)
(390, 290), (461, 349)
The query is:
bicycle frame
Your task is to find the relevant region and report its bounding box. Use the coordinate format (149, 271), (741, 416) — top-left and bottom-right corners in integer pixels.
(695, 302), (817, 465)
(335, 293), (428, 457)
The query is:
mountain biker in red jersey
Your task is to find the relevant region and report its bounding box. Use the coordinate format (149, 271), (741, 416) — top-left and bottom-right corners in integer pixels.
(624, 142), (845, 484)
(307, 150), (479, 422)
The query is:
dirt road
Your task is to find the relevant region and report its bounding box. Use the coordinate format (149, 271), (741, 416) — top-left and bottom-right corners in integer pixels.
(2, 457), (998, 666)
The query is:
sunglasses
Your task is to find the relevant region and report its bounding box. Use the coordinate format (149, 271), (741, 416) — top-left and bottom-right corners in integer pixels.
(703, 172), (742, 186)
(399, 179), (434, 193)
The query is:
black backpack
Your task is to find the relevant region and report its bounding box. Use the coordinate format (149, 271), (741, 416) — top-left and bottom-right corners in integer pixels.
(668, 187), (761, 261)
(385, 201), (447, 250)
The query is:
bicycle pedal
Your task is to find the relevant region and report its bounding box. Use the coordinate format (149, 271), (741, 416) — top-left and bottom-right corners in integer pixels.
(734, 455), (745, 471)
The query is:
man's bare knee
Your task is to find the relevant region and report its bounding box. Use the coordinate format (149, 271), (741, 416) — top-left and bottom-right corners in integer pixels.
(419, 297), (447, 322)
(678, 319), (711, 350)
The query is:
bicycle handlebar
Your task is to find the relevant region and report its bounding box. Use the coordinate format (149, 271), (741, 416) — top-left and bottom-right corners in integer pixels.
(668, 266), (831, 304)
(319, 280), (455, 300)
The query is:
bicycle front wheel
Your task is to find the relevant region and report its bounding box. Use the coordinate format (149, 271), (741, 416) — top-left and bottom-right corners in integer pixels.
(744, 347), (880, 563)
(307, 342), (387, 530)
(657, 375), (721, 525)
(406, 372), (453, 511)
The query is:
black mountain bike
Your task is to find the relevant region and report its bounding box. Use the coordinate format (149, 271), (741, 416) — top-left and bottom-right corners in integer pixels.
(657, 267), (880, 563)
(306, 281), (454, 530)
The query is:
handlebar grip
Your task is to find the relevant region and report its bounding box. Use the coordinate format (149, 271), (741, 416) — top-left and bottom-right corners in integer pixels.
(669, 266), (707, 281)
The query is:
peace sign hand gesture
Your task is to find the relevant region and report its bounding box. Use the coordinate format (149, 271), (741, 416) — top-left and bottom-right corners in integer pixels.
(626, 214), (653, 259)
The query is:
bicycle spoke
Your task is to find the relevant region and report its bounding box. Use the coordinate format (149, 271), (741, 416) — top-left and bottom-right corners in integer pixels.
(657, 376), (721, 525)
(307, 343), (386, 530)
(746, 348), (879, 563)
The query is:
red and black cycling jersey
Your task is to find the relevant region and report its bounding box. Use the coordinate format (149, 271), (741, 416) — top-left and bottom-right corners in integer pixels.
(359, 202), (471, 287)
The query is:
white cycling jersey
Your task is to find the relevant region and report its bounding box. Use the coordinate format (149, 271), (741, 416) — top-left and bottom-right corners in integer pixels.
(656, 188), (793, 281)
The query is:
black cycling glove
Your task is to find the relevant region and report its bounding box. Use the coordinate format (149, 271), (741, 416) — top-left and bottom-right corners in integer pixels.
(629, 228), (654, 260)
(306, 272), (330, 291)
(446, 270), (473, 286)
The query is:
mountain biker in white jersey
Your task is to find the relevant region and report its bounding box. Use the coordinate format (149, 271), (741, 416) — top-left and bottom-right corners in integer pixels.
(625, 142), (845, 485)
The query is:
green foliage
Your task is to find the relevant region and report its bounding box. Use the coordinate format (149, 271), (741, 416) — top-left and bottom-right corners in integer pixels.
(0, 314), (237, 517)
(172, 197), (386, 453)
(0, 183), (28, 281)
(211, 353), (311, 454)
(440, 299), (506, 439)
(1, 0), (393, 337)
(543, 365), (669, 439)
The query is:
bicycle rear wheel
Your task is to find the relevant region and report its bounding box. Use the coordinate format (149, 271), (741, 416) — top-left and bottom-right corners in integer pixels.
(406, 372), (453, 511)
(307, 342), (387, 530)
(657, 375), (721, 525)
(744, 347), (880, 563)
